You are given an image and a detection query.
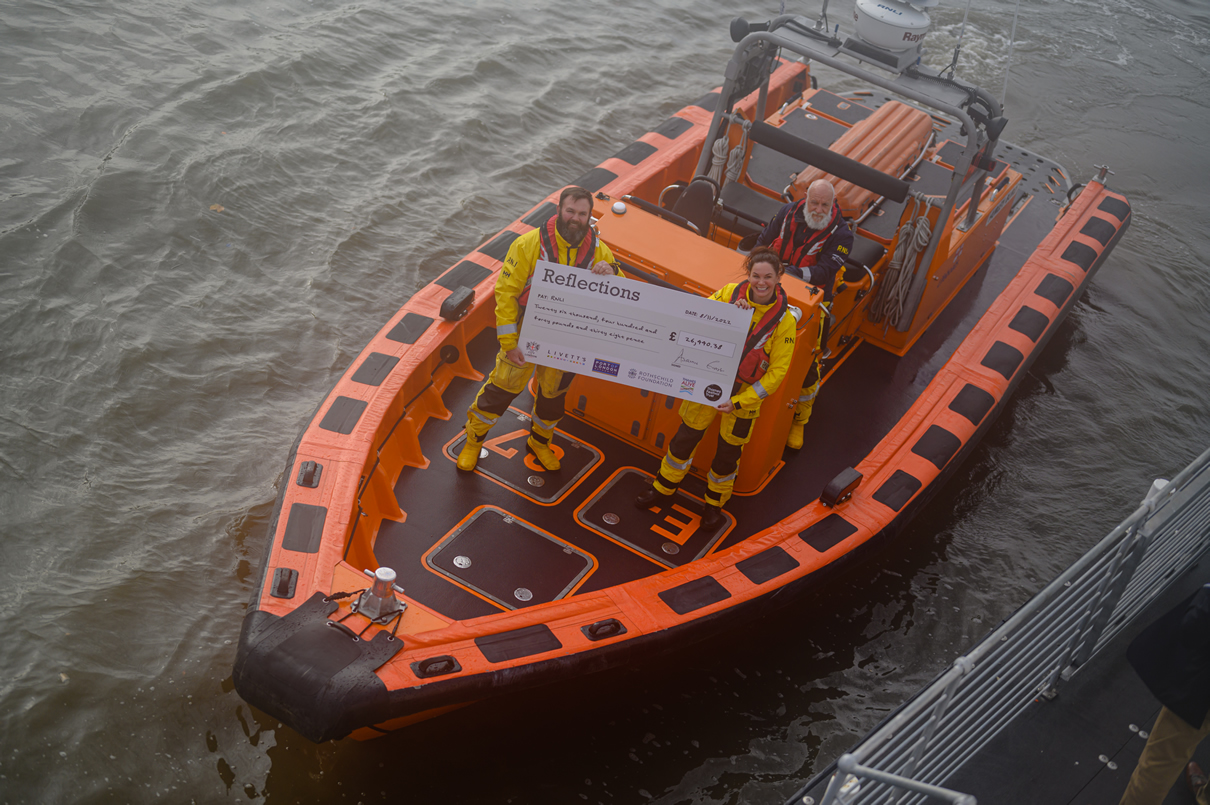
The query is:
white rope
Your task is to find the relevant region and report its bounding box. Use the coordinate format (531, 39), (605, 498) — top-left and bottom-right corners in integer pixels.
(868, 197), (932, 329)
(706, 135), (730, 184)
(724, 119), (751, 185)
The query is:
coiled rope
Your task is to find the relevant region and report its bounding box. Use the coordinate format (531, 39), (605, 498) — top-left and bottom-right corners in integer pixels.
(868, 196), (932, 329)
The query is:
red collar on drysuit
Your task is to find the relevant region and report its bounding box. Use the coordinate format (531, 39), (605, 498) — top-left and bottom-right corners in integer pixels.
(771, 200), (842, 267)
(729, 281), (789, 386)
(539, 215), (596, 269)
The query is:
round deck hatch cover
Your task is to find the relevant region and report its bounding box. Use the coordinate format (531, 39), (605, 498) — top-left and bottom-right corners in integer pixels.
(528, 475), (545, 487)
(453, 555), (471, 569)
(514, 587), (533, 602)
(602, 512), (620, 525)
(662, 542), (680, 555)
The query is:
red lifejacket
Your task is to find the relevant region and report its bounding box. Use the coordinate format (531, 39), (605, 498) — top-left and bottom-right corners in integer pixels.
(770, 200), (843, 268)
(517, 215), (598, 306)
(730, 281), (789, 385)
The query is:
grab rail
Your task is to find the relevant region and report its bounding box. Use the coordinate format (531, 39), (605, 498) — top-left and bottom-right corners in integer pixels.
(790, 445), (1210, 805)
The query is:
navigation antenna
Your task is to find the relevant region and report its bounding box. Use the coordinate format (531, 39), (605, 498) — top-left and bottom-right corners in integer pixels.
(942, 0), (975, 80)
(1002, 0), (1023, 106)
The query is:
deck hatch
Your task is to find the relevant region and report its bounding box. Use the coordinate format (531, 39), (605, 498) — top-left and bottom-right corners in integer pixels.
(478, 234), (519, 263)
(912, 425), (962, 470)
(1009, 306), (1049, 342)
(653, 117), (693, 140)
(1034, 274), (1074, 308)
(282, 504), (327, 553)
(746, 108), (847, 192)
(521, 202), (557, 228)
(1098, 197), (1129, 221)
(427, 507), (594, 610)
(351, 353), (399, 387)
(319, 396), (367, 434)
(386, 312), (434, 345)
(981, 341), (1025, 380)
(612, 141), (657, 165)
(1060, 241), (1097, 272)
(858, 196), (908, 242)
(948, 384), (995, 425)
(475, 624), (562, 663)
(445, 409), (601, 504)
(737, 546), (801, 584)
(571, 167), (617, 193)
(805, 90), (873, 124)
(659, 576), (731, 615)
(798, 513), (859, 552)
(908, 160), (953, 197)
(576, 468), (732, 568)
(1079, 217), (1116, 246)
(873, 470), (923, 512)
(437, 260), (492, 291)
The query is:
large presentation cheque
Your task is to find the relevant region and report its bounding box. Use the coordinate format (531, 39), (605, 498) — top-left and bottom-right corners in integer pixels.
(517, 261), (750, 406)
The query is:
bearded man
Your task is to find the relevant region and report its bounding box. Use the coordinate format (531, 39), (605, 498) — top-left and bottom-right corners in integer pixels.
(458, 185), (621, 472)
(756, 179), (854, 449)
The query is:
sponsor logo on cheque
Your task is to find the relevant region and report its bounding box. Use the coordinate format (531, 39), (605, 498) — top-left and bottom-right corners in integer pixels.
(704, 384), (723, 402)
(592, 359), (620, 377)
(680, 378), (696, 393)
(546, 349), (587, 367)
(525, 341), (540, 357)
(634, 370), (674, 389)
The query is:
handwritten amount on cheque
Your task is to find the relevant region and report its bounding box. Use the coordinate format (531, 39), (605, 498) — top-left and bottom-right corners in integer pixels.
(530, 303), (658, 345)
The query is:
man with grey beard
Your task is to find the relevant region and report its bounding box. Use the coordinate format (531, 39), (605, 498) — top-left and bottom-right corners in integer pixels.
(756, 179), (853, 449)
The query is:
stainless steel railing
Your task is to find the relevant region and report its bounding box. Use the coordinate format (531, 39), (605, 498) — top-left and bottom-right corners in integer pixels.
(791, 445), (1210, 805)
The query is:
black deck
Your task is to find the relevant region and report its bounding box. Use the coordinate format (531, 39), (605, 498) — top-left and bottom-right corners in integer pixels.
(374, 160), (1064, 624)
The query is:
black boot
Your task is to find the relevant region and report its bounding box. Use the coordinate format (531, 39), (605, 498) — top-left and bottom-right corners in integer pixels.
(701, 502), (725, 529)
(635, 486), (663, 509)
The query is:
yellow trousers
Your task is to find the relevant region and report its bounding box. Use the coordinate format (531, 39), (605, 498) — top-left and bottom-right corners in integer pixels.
(794, 311), (825, 426)
(465, 350), (572, 446)
(1120, 706), (1210, 805)
(652, 400), (756, 507)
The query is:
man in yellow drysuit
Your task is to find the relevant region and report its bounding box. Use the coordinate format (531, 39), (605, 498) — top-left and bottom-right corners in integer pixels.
(458, 185), (620, 472)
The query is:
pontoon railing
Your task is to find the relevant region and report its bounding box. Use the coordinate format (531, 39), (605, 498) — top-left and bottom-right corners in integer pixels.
(789, 445), (1210, 805)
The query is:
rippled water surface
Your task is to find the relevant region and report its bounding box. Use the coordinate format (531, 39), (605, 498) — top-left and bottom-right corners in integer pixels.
(2, 0), (1209, 802)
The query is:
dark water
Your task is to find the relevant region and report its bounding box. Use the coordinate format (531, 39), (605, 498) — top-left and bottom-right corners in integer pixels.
(2, 0), (1208, 802)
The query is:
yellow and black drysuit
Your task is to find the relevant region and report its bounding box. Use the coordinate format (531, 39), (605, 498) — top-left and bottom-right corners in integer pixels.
(464, 216), (620, 450)
(652, 281), (797, 507)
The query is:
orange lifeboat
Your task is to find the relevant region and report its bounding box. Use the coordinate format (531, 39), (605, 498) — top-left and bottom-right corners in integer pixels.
(233, 12), (1130, 742)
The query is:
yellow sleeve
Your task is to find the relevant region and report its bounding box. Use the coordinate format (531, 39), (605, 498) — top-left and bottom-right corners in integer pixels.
(732, 312), (797, 411)
(494, 231), (540, 351)
(710, 283), (739, 303)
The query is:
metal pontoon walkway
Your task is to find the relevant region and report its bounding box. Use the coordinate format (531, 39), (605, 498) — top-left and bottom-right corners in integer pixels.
(790, 446), (1210, 805)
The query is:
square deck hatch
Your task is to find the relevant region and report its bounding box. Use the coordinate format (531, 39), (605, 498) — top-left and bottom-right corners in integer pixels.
(426, 507), (595, 610)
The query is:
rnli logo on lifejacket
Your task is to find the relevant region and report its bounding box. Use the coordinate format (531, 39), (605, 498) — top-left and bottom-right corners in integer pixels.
(680, 378), (696, 394)
(704, 384), (723, 402)
(592, 359), (620, 377)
